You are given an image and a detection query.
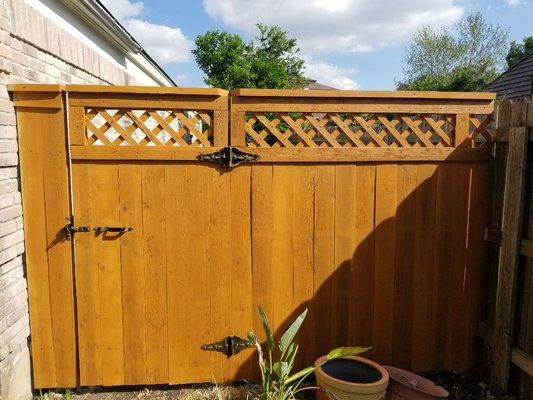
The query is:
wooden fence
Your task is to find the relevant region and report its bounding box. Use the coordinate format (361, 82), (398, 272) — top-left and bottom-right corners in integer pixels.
(9, 85), (495, 389)
(483, 95), (533, 398)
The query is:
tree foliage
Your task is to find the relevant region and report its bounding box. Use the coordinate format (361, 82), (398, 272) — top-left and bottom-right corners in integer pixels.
(506, 36), (533, 68)
(398, 13), (509, 91)
(192, 24), (305, 90)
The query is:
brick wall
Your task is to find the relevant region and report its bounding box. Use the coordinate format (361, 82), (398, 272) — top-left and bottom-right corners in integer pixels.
(0, 0), (152, 398)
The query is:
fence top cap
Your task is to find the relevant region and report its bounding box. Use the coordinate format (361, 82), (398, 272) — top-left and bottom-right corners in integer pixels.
(7, 84), (229, 96)
(230, 88), (496, 101)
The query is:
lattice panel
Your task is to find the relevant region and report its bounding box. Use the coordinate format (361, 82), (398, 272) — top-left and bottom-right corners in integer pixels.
(245, 112), (457, 148)
(469, 115), (493, 148)
(85, 109), (213, 146)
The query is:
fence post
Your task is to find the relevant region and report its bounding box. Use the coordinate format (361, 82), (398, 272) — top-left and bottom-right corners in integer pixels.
(491, 98), (530, 393)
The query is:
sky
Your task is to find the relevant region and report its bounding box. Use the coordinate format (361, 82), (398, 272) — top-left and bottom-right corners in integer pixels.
(100, 0), (533, 90)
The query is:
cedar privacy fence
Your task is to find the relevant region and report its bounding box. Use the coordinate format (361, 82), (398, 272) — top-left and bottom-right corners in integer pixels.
(8, 84), (521, 394)
(482, 94), (533, 398)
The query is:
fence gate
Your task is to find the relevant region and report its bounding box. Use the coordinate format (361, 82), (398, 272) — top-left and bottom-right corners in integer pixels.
(11, 85), (495, 389)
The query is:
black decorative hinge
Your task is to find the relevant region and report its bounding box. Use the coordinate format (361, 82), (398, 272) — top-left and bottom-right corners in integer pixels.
(201, 335), (254, 357)
(197, 147), (260, 169)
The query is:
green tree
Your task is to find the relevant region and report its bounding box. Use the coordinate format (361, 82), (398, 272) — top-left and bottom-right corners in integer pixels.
(192, 23), (305, 90)
(398, 13), (509, 91)
(506, 36), (533, 68)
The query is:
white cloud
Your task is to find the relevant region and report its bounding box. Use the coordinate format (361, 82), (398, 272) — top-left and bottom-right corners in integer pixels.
(100, 0), (192, 64)
(123, 19), (192, 63)
(304, 60), (360, 89)
(202, 0), (463, 55)
(101, 0), (143, 21)
(507, 0), (526, 5)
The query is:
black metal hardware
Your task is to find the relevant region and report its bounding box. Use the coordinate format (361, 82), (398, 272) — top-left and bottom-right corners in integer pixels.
(201, 335), (253, 357)
(197, 147), (260, 169)
(64, 223), (91, 239)
(94, 226), (133, 233)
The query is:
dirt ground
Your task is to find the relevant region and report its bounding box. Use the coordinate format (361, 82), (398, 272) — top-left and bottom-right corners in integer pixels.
(34, 370), (523, 400)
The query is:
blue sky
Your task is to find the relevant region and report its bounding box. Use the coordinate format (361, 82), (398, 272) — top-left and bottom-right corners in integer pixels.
(101, 0), (533, 89)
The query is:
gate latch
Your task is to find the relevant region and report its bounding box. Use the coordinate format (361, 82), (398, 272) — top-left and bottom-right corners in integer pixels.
(201, 335), (254, 357)
(197, 147), (260, 169)
(63, 223), (91, 239)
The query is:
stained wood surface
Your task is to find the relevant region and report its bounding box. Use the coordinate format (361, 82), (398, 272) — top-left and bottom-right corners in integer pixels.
(491, 98), (529, 393)
(11, 85), (494, 388)
(16, 96), (77, 388)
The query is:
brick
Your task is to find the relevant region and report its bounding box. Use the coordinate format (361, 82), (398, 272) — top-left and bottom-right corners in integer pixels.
(0, 43), (11, 59)
(1, 230), (23, 249)
(10, 50), (28, 67)
(0, 178), (18, 194)
(0, 139), (17, 152)
(0, 220), (16, 236)
(0, 278), (27, 305)
(0, 98), (13, 113)
(0, 112), (16, 126)
(0, 313), (29, 349)
(0, 245), (17, 264)
(14, 216), (22, 230)
(0, 263), (21, 288)
(0, 15), (9, 32)
(0, 153), (17, 166)
(0, 126), (18, 139)
(0, 255), (21, 274)
(22, 67), (40, 82)
(0, 205), (21, 222)
(0, 167), (17, 180)
(7, 303), (28, 326)
(16, 241), (23, 255)
(0, 193), (14, 208)
(29, 58), (46, 73)
(21, 42), (38, 58)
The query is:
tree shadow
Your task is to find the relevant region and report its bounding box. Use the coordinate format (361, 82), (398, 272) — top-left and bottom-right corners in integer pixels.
(233, 159), (491, 381)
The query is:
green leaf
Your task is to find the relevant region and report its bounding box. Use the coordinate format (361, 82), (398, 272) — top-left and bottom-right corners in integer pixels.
(259, 306), (274, 351)
(284, 343), (298, 367)
(273, 361), (289, 380)
(279, 309), (307, 354)
(326, 347), (370, 361)
(247, 330), (257, 344)
(285, 366), (315, 385)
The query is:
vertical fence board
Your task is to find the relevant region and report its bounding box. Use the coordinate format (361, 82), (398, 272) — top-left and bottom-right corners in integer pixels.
(72, 163), (102, 386)
(312, 165), (336, 357)
(142, 163), (169, 384)
(229, 166), (253, 379)
(373, 164), (397, 364)
(18, 108), (57, 388)
(119, 163), (147, 384)
(334, 165), (358, 348)
(411, 164), (438, 372)
(492, 99), (529, 393)
(251, 165), (275, 349)
(351, 165), (376, 348)
(392, 165), (417, 367)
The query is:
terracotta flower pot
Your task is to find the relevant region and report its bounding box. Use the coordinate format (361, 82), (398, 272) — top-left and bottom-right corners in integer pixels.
(384, 366), (449, 400)
(314, 355), (390, 400)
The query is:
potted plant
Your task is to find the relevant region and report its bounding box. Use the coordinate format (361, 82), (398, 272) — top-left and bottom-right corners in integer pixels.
(246, 306), (386, 400)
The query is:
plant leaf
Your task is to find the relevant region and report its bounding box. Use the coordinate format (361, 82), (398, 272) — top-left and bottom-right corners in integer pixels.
(259, 305), (274, 351)
(326, 346), (371, 361)
(279, 309), (307, 354)
(285, 366), (315, 385)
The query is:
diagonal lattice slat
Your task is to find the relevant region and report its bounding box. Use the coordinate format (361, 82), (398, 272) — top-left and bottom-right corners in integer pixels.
(244, 112), (459, 148)
(469, 115), (493, 148)
(85, 108), (214, 147)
